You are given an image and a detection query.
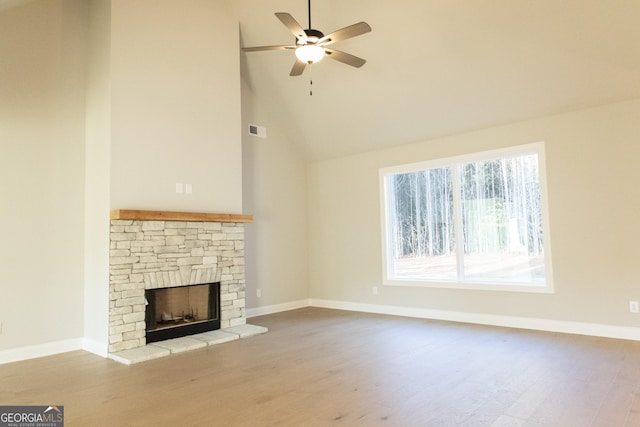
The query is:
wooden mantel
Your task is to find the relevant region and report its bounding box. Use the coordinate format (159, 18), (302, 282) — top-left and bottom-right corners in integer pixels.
(110, 209), (253, 223)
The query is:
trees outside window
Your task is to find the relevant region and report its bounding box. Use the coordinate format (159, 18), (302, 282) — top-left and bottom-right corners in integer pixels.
(380, 143), (553, 292)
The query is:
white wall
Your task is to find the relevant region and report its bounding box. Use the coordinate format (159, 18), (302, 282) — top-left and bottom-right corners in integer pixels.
(0, 0), (87, 352)
(83, 0), (111, 356)
(241, 79), (309, 313)
(308, 99), (640, 329)
(1, 0), (245, 361)
(109, 0), (242, 213)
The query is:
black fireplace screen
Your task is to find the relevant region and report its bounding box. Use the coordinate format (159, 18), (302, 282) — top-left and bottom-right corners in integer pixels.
(145, 282), (220, 343)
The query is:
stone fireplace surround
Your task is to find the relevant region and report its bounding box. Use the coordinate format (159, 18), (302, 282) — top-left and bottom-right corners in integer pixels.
(108, 210), (265, 363)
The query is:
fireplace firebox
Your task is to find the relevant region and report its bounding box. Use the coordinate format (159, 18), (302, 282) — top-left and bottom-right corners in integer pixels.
(145, 282), (220, 343)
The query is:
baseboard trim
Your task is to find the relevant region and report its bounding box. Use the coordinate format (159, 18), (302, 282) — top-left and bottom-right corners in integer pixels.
(0, 338), (83, 365)
(82, 338), (109, 358)
(246, 299), (311, 318)
(4, 299), (639, 364)
(309, 299), (640, 341)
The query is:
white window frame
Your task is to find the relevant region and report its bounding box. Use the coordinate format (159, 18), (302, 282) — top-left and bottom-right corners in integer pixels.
(379, 142), (554, 293)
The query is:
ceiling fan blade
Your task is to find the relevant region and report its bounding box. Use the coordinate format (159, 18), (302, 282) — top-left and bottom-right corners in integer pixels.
(290, 59), (307, 76)
(242, 45), (296, 52)
(318, 22), (371, 46)
(275, 12), (307, 42)
(324, 48), (367, 68)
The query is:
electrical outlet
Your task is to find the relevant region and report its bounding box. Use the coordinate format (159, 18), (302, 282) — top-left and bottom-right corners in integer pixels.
(256, 289), (262, 298)
(185, 183), (193, 194)
(176, 182), (183, 194)
(372, 286), (378, 295)
(630, 301), (639, 313)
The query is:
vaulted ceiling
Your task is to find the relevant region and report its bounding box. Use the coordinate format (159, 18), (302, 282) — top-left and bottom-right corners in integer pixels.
(3, 0), (639, 161)
(233, 0), (640, 160)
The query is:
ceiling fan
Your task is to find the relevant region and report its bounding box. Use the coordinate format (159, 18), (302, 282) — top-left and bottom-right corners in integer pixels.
(242, 0), (372, 76)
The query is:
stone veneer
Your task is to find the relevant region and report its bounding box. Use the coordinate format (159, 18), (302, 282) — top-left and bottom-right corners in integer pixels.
(109, 219), (246, 353)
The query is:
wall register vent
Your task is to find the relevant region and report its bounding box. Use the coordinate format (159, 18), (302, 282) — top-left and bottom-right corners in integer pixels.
(248, 124), (267, 138)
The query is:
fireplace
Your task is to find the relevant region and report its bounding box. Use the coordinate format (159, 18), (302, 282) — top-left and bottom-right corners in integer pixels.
(145, 282), (220, 343)
(108, 210), (252, 354)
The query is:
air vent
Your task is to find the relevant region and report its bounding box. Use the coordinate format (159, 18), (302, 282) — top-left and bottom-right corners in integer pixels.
(248, 124), (267, 138)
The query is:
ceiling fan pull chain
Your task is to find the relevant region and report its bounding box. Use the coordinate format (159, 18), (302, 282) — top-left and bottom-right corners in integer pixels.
(309, 65), (313, 96)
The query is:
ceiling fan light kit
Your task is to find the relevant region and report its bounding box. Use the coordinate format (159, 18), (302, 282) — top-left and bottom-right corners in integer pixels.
(242, 0), (371, 76)
(295, 44), (325, 64)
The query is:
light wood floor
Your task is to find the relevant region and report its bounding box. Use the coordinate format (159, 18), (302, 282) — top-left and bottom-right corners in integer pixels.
(2, 307), (640, 426)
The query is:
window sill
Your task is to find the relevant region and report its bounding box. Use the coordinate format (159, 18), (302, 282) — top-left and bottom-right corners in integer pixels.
(383, 278), (554, 294)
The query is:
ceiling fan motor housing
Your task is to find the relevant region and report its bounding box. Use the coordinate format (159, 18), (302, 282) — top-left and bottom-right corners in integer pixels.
(301, 28), (324, 44)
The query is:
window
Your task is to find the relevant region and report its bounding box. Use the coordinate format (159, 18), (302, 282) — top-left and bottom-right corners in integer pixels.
(380, 142), (553, 292)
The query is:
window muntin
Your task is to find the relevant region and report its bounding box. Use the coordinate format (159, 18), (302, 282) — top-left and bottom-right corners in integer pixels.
(381, 143), (552, 292)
